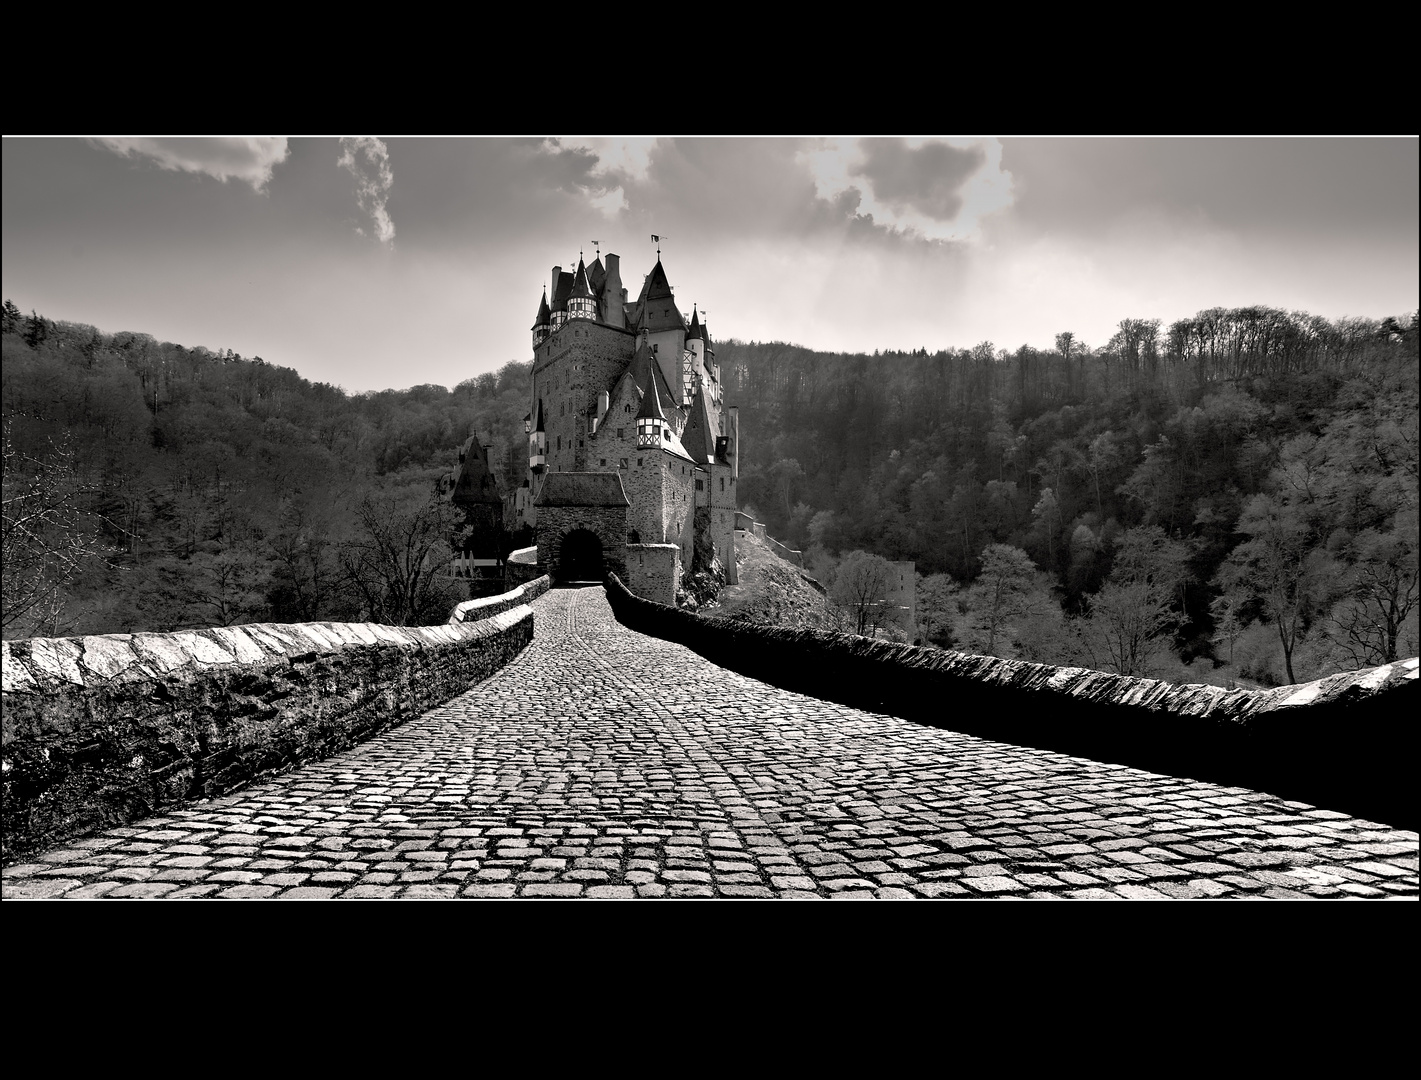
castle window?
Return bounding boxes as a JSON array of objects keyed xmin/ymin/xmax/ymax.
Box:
[
  {"xmin": 620, "ymin": 458, "xmax": 628, "ymax": 468},
  {"xmin": 696, "ymin": 479, "xmax": 704, "ymax": 491},
  {"xmin": 637, "ymin": 458, "xmax": 643, "ymax": 466},
  {"xmin": 600, "ymin": 458, "xmax": 607, "ymax": 466},
  {"xmin": 720, "ymin": 477, "xmax": 725, "ymax": 491},
  {"xmin": 617, "ymin": 428, "xmax": 624, "ymax": 439}
]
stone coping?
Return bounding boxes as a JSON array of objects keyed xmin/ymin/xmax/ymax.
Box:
[
  {"xmin": 604, "ymin": 573, "xmax": 1418, "ymax": 829},
  {"xmin": 447, "ymin": 575, "xmax": 550, "ymax": 624},
  {"xmin": 2, "ymin": 607, "xmax": 535, "ymax": 859}
]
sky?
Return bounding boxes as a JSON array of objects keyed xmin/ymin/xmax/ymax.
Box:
[{"xmin": 3, "ymin": 136, "xmax": 1416, "ymax": 394}]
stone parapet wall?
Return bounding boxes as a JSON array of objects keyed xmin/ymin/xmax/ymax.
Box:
[
  {"xmin": 448, "ymin": 576, "xmax": 550, "ymax": 623},
  {"xmin": 505, "ymin": 546, "xmax": 542, "ymax": 588},
  {"xmin": 604, "ymin": 574, "xmax": 1418, "ymax": 830},
  {"xmin": 1, "ymin": 608, "xmax": 534, "ymax": 860}
]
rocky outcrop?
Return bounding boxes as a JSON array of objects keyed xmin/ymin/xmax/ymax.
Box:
[
  {"xmin": 605, "ymin": 574, "xmax": 1418, "ymax": 829},
  {"xmin": 2, "ymin": 607, "xmax": 533, "ymax": 860}
]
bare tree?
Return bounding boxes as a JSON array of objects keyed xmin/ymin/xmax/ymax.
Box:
[
  {"xmin": 2, "ymin": 424, "xmax": 102, "ymax": 637},
  {"xmin": 831, "ymin": 550, "xmax": 899, "ymax": 637},
  {"xmin": 342, "ymin": 483, "xmax": 460, "ymax": 626}
]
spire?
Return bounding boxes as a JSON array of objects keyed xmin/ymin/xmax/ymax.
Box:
[
  {"xmin": 635, "ymin": 371, "xmax": 668, "ymax": 422},
  {"xmin": 687, "ymin": 305, "xmax": 702, "ymax": 340},
  {"xmin": 567, "ymin": 259, "xmax": 596, "ymax": 320},
  {"xmin": 531, "ymin": 290, "xmax": 551, "ymax": 331}
]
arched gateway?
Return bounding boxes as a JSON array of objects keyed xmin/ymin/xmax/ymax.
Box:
[{"xmin": 533, "ymin": 472, "xmax": 630, "ymax": 585}]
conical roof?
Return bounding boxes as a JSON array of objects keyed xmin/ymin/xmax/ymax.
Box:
[
  {"xmin": 680, "ymin": 385, "xmax": 717, "ymax": 464},
  {"xmin": 635, "ymin": 366, "xmax": 669, "ymax": 422},
  {"xmin": 687, "ymin": 305, "xmax": 702, "ymax": 341},
  {"xmin": 531, "ymin": 290, "xmax": 551, "ymax": 330},
  {"xmin": 570, "ymin": 259, "xmax": 594, "ymax": 299}
]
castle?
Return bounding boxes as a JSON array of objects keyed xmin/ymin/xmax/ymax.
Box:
[{"xmin": 508, "ymin": 248, "xmax": 741, "ymax": 603}]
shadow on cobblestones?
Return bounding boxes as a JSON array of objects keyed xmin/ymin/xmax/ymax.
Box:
[
  {"xmin": 604, "ymin": 576, "xmax": 1419, "ymax": 831},
  {"xmin": 3, "ymin": 587, "xmax": 1415, "ymax": 900}
]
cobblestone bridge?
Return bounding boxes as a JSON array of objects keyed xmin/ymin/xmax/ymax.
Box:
[{"xmin": 6, "ymin": 587, "xmax": 1417, "ymax": 899}]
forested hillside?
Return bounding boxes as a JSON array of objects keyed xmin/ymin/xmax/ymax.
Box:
[
  {"xmin": 4, "ymin": 299, "xmax": 1416, "ymax": 689},
  {"xmin": 721, "ymin": 307, "xmax": 1418, "ymax": 686},
  {"xmin": 1, "ymin": 302, "xmax": 530, "ymax": 638}
]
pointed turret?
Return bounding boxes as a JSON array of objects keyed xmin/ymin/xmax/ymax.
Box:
[
  {"xmin": 636, "ymin": 370, "xmax": 669, "ymax": 449},
  {"xmin": 687, "ymin": 305, "xmax": 702, "ymax": 341},
  {"xmin": 567, "ymin": 258, "xmax": 597, "ymax": 321},
  {"xmin": 532, "ymin": 290, "xmax": 551, "ymax": 347}
]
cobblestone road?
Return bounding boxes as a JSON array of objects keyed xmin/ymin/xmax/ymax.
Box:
[{"xmin": 5, "ymin": 588, "xmax": 1417, "ymax": 899}]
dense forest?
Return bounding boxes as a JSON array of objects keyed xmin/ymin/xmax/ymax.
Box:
[
  {"xmin": 1, "ymin": 300, "xmax": 531, "ymax": 639},
  {"xmin": 722, "ymin": 307, "xmax": 1418, "ymax": 687},
  {"xmin": 3, "ymin": 299, "xmax": 1417, "ymax": 689}
]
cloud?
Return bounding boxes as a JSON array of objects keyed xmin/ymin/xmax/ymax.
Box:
[
  {"xmin": 541, "ymin": 137, "xmax": 654, "ymax": 216},
  {"xmin": 93, "ymin": 137, "xmax": 290, "ymax": 191},
  {"xmin": 850, "ymin": 138, "xmax": 985, "ymax": 221},
  {"xmin": 338, "ymin": 136, "xmax": 396, "ymax": 245},
  {"xmin": 802, "ymin": 138, "xmax": 1014, "ymax": 241}
]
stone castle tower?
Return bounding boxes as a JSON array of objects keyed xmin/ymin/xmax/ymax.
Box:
[{"xmin": 516, "ymin": 249, "xmax": 740, "ymax": 602}]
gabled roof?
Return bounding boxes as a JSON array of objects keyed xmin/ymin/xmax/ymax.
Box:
[
  {"xmin": 628, "ymin": 258, "xmax": 684, "ymax": 333},
  {"xmin": 531, "ymin": 290, "xmax": 551, "ymax": 330},
  {"xmin": 534, "ymin": 471, "xmax": 631, "ymax": 507}
]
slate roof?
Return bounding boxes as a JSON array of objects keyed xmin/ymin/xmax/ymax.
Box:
[
  {"xmin": 627, "ymin": 341, "xmax": 680, "ymax": 409},
  {"xmin": 534, "ymin": 471, "xmax": 632, "ymax": 507},
  {"xmin": 570, "ymin": 259, "xmax": 594, "ymax": 299},
  {"xmin": 531, "ymin": 290, "xmax": 551, "ymax": 330},
  {"xmin": 679, "ymin": 385, "xmax": 717, "ymax": 465},
  {"xmin": 628, "ymin": 258, "xmax": 684, "ymax": 332},
  {"xmin": 450, "ymin": 436, "xmax": 503, "ymax": 506},
  {"xmin": 635, "ymin": 366, "xmax": 670, "ymax": 421}
]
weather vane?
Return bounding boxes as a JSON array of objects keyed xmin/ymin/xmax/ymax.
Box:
[{"xmin": 651, "ymin": 233, "xmax": 669, "ymax": 258}]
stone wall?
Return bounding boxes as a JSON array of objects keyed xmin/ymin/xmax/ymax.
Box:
[
  {"xmin": 505, "ymin": 546, "xmax": 542, "ymax": 588},
  {"xmin": 626, "ymin": 544, "xmax": 681, "ymax": 607},
  {"xmin": 733, "ymin": 515, "xmax": 802, "ymax": 567},
  {"xmin": 604, "ymin": 574, "xmax": 1419, "ymax": 830},
  {"xmin": 1, "ymin": 607, "xmax": 534, "ymax": 860},
  {"xmin": 448, "ymin": 575, "xmax": 550, "ymax": 623}
]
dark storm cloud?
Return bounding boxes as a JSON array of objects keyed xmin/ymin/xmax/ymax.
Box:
[
  {"xmin": 849, "ymin": 139, "xmax": 987, "ymax": 223},
  {"xmin": 375, "ymin": 138, "xmax": 626, "ymax": 251},
  {"xmin": 619, "ymin": 138, "xmax": 856, "ymax": 238},
  {"xmin": 999, "ymin": 138, "xmax": 1419, "ymax": 240}
]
